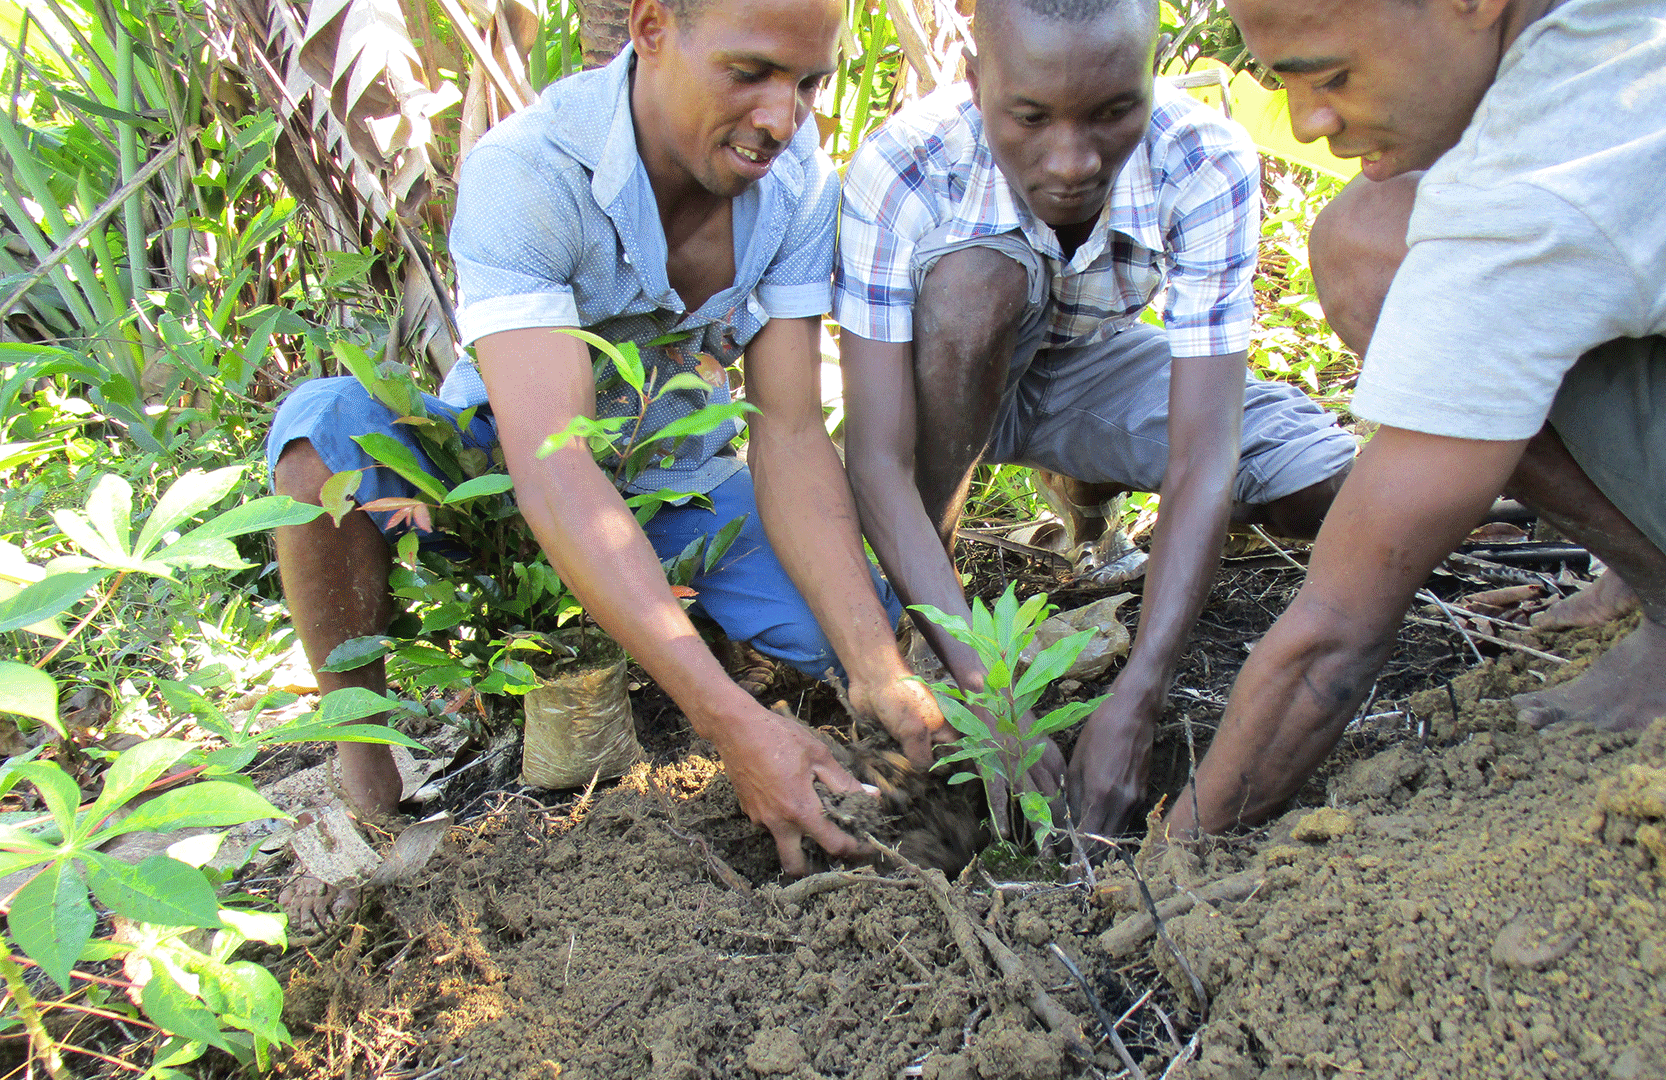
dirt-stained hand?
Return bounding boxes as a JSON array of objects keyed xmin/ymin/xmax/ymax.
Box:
[
  {"xmin": 848, "ymin": 674, "xmax": 954, "ymax": 770},
  {"xmin": 711, "ymin": 702, "xmax": 872, "ymax": 876},
  {"xmin": 1064, "ymin": 694, "xmax": 1156, "ymax": 839}
]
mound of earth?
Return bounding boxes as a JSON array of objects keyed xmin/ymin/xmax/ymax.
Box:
[
  {"xmin": 268, "ymin": 619, "xmax": 1665, "ymax": 1080},
  {"xmin": 1098, "ymin": 721, "xmax": 1666, "ymax": 1079}
]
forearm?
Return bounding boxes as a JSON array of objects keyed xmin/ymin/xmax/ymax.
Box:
[
  {"xmin": 1182, "ymin": 594, "xmax": 1396, "ymax": 832},
  {"xmin": 846, "ymin": 447, "xmax": 989, "ymax": 688},
  {"xmin": 1118, "ymin": 442, "xmax": 1238, "ymax": 703},
  {"xmin": 750, "ymin": 424, "xmax": 911, "ymax": 687},
  {"xmin": 513, "ymin": 446, "xmax": 755, "ymax": 739}
]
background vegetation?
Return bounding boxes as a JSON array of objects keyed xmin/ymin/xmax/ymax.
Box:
[{"xmin": 0, "ymin": 0, "xmax": 1359, "ymax": 1072}]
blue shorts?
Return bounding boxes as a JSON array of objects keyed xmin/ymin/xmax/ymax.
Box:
[{"xmin": 268, "ymin": 376, "xmax": 901, "ymax": 677}]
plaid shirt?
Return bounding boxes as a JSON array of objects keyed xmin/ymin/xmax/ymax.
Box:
[{"xmin": 835, "ymin": 80, "xmax": 1260, "ymax": 358}]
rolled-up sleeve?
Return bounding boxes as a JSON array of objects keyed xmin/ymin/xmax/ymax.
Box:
[
  {"xmin": 451, "ymin": 144, "xmax": 586, "ymax": 345},
  {"xmin": 1159, "ymin": 125, "xmax": 1260, "ymax": 359},
  {"xmin": 757, "ymin": 146, "xmax": 840, "ymax": 319}
]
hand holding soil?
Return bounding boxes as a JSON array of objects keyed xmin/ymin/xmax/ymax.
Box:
[
  {"xmin": 845, "ymin": 671, "xmax": 956, "ymax": 769},
  {"xmin": 707, "ymin": 700, "xmax": 874, "ymax": 875}
]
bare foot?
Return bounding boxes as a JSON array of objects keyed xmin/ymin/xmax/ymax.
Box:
[
  {"xmin": 278, "ymin": 875, "xmax": 359, "ymax": 938},
  {"xmin": 1513, "ymin": 617, "xmax": 1666, "ymax": 731},
  {"xmin": 338, "ymin": 742, "xmax": 403, "ymax": 818},
  {"xmin": 1530, "ymin": 571, "xmax": 1640, "ymax": 630}
]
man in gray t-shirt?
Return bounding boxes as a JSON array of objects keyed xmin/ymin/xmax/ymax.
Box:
[{"xmin": 1169, "ymin": 0, "xmax": 1665, "ymax": 836}]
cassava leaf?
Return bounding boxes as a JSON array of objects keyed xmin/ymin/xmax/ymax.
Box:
[
  {"xmin": 134, "ymin": 467, "xmax": 245, "ymax": 558},
  {"xmin": 97, "ymin": 782, "xmax": 287, "ymax": 839},
  {"xmin": 0, "ymin": 662, "xmax": 62, "ymax": 736},
  {"xmin": 10, "ymin": 861, "xmax": 95, "ymax": 993},
  {"xmin": 84, "ymin": 852, "xmax": 222, "ymax": 928}
]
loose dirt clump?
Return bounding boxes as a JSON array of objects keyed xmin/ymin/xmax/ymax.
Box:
[{"xmin": 1098, "ymin": 707, "xmax": 1666, "ymax": 1080}]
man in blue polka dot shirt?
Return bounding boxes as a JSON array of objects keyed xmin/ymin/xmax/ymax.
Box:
[{"xmin": 268, "ymin": 0, "xmax": 949, "ymax": 876}]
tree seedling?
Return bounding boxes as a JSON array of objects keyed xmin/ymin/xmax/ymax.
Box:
[{"xmin": 911, "ymin": 583, "xmax": 1110, "ymax": 846}]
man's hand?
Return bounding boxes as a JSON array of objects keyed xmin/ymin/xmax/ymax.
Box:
[
  {"xmin": 1065, "ymin": 689, "xmax": 1158, "ymax": 839},
  {"xmin": 709, "ymin": 702, "xmax": 873, "ymax": 876},
  {"xmin": 848, "ymin": 674, "xmax": 954, "ymax": 770}
]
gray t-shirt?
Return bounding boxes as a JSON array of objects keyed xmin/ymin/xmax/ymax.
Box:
[{"xmin": 1350, "ymin": 0, "xmax": 1666, "ymax": 441}]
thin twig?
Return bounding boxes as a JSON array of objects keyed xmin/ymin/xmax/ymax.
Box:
[
  {"xmin": 0, "ymin": 139, "xmax": 185, "ymax": 321},
  {"xmin": 1415, "ymin": 589, "xmax": 1484, "ymax": 665},
  {"xmin": 1248, "ymin": 525, "xmax": 1306, "ymax": 573},
  {"xmin": 1046, "ymin": 943, "xmax": 1146, "ymax": 1080},
  {"xmin": 1405, "ymin": 611, "xmax": 1570, "ymax": 665},
  {"xmin": 1115, "ymin": 848, "xmax": 1209, "ymax": 1021}
]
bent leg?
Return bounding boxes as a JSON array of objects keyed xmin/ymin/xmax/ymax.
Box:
[
  {"xmin": 995, "ymin": 327, "xmax": 1354, "ymax": 537},
  {"xmin": 272, "ymin": 438, "xmax": 400, "ymax": 818},
  {"xmin": 643, "ymin": 469, "xmax": 901, "ymax": 678},
  {"xmin": 267, "ymin": 377, "xmax": 496, "ymax": 816},
  {"xmin": 911, "ymin": 246, "xmax": 1033, "ymax": 545},
  {"xmin": 1308, "ymin": 171, "xmax": 1421, "ymax": 355}
]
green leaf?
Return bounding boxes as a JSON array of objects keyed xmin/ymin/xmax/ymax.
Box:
[
  {"xmin": 935, "ymin": 696, "xmax": 991, "ymax": 739},
  {"xmin": 141, "ymin": 966, "xmax": 232, "ymax": 1052},
  {"xmin": 134, "ymin": 467, "xmax": 245, "ymax": 559},
  {"xmin": 204, "ymin": 960, "xmax": 291, "ymax": 1046},
  {"xmin": 635, "ymin": 402, "xmax": 755, "ymax": 447},
  {"xmin": 993, "ymin": 583, "xmax": 1020, "ymax": 647},
  {"xmin": 1019, "ymin": 742, "xmax": 1046, "ymax": 774},
  {"xmin": 653, "ymin": 371, "xmax": 715, "ymax": 396},
  {"xmin": 87, "ymin": 739, "xmax": 191, "ymax": 829},
  {"xmin": 970, "ymin": 595, "xmax": 996, "ymax": 646},
  {"xmin": 984, "ymin": 658, "xmax": 1011, "ymax": 692},
  {"xmin": 947, "ymin": 771, "xmax": 979, "ymax": 785},
  {"xmin": 161, "ymin": 497, "xmax": 325, "ymax": 569},
  {"xmin": 84, "ymin": 473, "xmax": 135, "ymax": 559},
  {"xmin": 0, "ymin": 662, "xmax": 62, "ymax": 736},
  {"xmin": 0, "ymin": 569, "xmax": 110, "ymax": 633},
  {"xmin": 1013, "ymin": 629, "xmax": 1096, "ymax": 703},
  {"xmin": 351, "ymin": 434, "xmax": 449, "ymax": 504},
  {"xmin": 317, "ymin": 687, "xmax": 405, "ymax": 726},
  {"xmin": 560, "ymin": 328, "xmax": 644, "ymax": 393},
  {"xmin": 319, "ymin": 636, "xmax": 394, "ymax": 673},
  {"xmin": 10, "ymin": 861, "xmax": 95, "ymax": 993},
  {"xmin": 52, "ymin": 507, "xmax": 129, "ymax": 567},
  {"xmin": 320, "ymin": 470, "xmax": 363, "ymax": 527},
  {"xmin": 441, "ymin": 473, "xmax": 514, "ymax": 504},
  {"xmin": 907, "ymin": 604, "xmax": 976, "ymax": 648},
  {"xmin": 704, "ymin": 513, "xmax": 749, "ymax": 573},
  {"xmin": 84, "ymin": 853, "xmax": 222, "ymax": 928},
  {"xmin": 1017, "ymin": 790, "xmax": 1054, "ymax": 836},
  {"xmin": 219, "ymin": 907, "xmax": 287, "ymax": 948},
  {"xmin": 98, "ymin": 782, "xmax": 287, "ymax": 839},
  {"xmin": 13, "ymin": 762, "xmax": 83, "ymax": 840},
  {"xmin": 1029, "ymin": 698, "xmax": 1102, "ymax": 739}
]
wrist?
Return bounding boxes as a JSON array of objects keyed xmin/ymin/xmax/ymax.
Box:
[{"xmin": 682, "ymin": 680, "xmax": 765, "ymax": 746}]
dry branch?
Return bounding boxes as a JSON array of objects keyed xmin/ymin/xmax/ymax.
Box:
[{"xmin": 1098, "ymin": 869, "xmax": 1261, "ymax": 958}]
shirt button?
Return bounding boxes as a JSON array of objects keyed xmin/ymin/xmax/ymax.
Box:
[{"xmin": 623, "ymin": 253, "xmax": 632, "ymax": 264}]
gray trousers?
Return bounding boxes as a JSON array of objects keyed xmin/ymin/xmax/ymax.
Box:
[{"xmin": 910, "ymin": 225, "xmax": 1357, "ymax": 504}]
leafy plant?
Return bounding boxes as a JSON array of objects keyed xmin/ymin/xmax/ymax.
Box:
[
  {"xmin": 0, "ymin": 465, "xmax": 420, "ymax": 1076},
  {"xmin": 911, "ymin": 584, "xmax": 1110, "ymax": 845},
  {"xmin": 316, "ymin": 329, "xmax": 754, "ymax": 710}
]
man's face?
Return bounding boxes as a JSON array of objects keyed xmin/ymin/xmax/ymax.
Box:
[
  {"xmin": 636, "ymin": 0, "xmax": 840, "ymax": 198},
  {"xmin": 969, "ymin": 6, "xmax": 1156, "ymax": 230},
  {"xmin": 1226, "ymin": 0, "xmax": 1505, "ymax": 181}
]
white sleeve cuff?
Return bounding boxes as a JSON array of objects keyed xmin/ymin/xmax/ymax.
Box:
[{"xmin": 457, "ymin": 292, "xmax": 581, "ymax": 346}]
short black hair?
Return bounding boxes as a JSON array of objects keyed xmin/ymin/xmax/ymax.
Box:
[{"xmin": 663, "ymin": 0, "xmax": 710, "ymax": 28}]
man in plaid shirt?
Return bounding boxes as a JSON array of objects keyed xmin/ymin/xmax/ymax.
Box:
[{"xmin": 836, "ymin": 0, "xmax": 1356, "ymax": 837}]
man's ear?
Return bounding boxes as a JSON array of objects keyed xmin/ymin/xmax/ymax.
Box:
[
  {"xmin": 631, "ymin": 0, "xmax": 673, "ymax": 59},
  {"xmin": 1448, "ymin": 0, "xmax": 1512, "ymax": 31},
  {"xmin": 965, "ymin": 46, "xmax": 982, "ymax": 110}
]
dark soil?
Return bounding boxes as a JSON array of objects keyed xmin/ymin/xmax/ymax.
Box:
[{"xmin": 96, "ymin": 557, "xmax": 1665, "ymax": 1080}]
